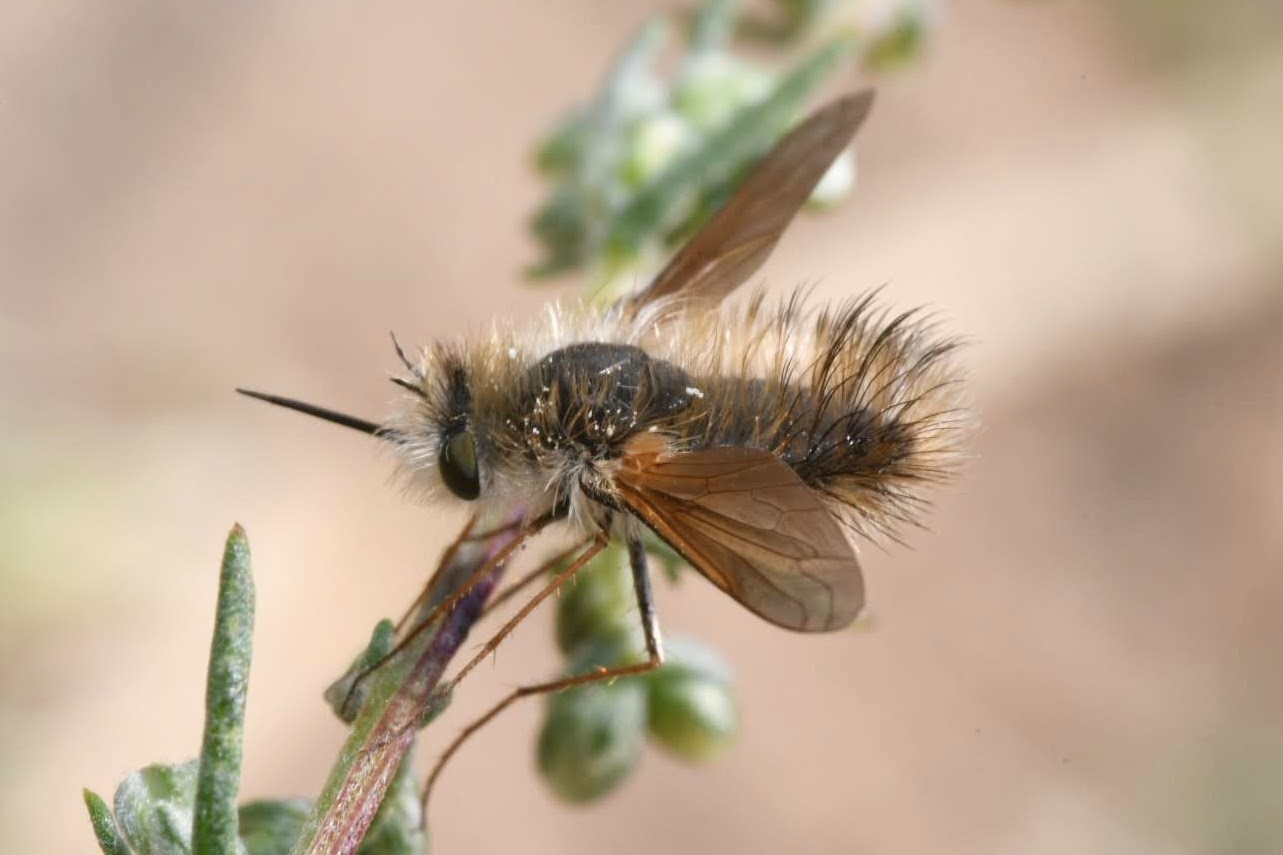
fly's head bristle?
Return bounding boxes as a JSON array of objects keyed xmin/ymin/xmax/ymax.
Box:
[
  {"xmin": 381, "ymin": 305, "xmax": 626, "ymax": 515},
  {"xmin": 383, "ymin": 340, "xmax": 474, "ymax": 505}
]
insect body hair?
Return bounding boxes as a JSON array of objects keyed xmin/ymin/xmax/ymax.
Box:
[
  {"xmin": 664, "ymin": 290, "xmax": 972, "ymax": 541},
  {"xmin": 386, "ymin": 289, "xmax": 970, "ymax": 543}
]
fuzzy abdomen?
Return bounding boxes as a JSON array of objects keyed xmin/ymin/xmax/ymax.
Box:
[{"xmin": 660, "ymin": 374, "xmax": 913, "ymax": 532}]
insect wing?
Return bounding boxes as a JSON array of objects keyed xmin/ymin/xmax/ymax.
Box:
[
  {"xmin": 615, "ymin": 444, "xmax": 864, "ymax": 632},
  {"xmin": 628, "ymin": 90, "xmax": 875, "ymax": 316}
]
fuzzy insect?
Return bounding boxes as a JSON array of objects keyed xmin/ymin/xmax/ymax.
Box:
[{"xmin": 239, "ymin": 88, "xmax": 970, "ymax": 801}]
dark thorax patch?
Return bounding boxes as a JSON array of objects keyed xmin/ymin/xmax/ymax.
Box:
[{"xmin": 528, "ymin": 343, "xmax": 693, "ymax": 452}]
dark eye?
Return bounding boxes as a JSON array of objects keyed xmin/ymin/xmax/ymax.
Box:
[{"xmin": 439, "ymin": 430, "xmax": 480, "ymax": 500}]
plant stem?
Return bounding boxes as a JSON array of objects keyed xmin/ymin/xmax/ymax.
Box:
[{"xmin": 292, "ymin": 510, "xmax": 526, "ymax": 855}]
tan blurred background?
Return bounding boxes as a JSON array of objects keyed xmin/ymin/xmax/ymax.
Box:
[{"xmin": 3, "ymin": 2, "xmax": 1282, "ymax": 853}]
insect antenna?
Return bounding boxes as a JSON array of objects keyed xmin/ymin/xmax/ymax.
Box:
[
  {"xmin": 390, "ymin": 376, "xmax": 428, "ymax": 398},
  {"xmin": 236, "ymin": 388, "xmax": 387, "ymax": 437},
  {"xmin": 389, "ymin": 330, "xmax": 424, "ymax": 379}
]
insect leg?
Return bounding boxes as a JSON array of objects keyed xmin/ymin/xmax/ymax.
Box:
[
  {"xmin": 338, "ymin": 510, "xmax": 554, "ymax": 718},
  {"xmin": 442, "ymin": 533, "xmax": 609, "ymax": 697},
  {"xmin": 480, "ymin": 538, "xmax": 590, "ymax": 619},
  {"xmin": 421, "ymin": 534, "xmax": 665, "ymax": 814},
  {"xmin": 391, "ymin": 514, "xmax": 480, "ymax": 633},
  {"xmin": 390, "ymin": 512, "xmax": 543, "ymax": 633}
]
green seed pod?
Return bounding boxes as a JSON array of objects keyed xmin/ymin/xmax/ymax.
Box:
[
  {"xmin": 554, "ymin": 545, "xmax": 638, "ymax": 656},
  {"xmin": 536, "ymin": 640, "xmax": 649, "ymax": 804},
  {"xmin": 646, "ymin": 637, "xmax": 738, "ymax": 762}
]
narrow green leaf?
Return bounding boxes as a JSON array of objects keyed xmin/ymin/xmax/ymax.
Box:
[
  {"xmin": 688, "ymin": 0, "xmax": 739, "ymax": 52},
  {"xmin": 324, "ymin": 618, "xmax": 397, "ymax": 723},
  {"xmin": 600, "ymin": 19, "xmax": 667, "ymax": 110},
  {"xmin": 533, "ymin": 109, "xmax": 590, "ymax": 177},
  {"xmin": 84, "ymin": 788, "xmax": 132, "ymax": 855},
  {"xmin": 193, "ymin": 524, "xmax": 256, "ymax": 855},
  {"xmin": 528, "ymin": 18, "xmax": 668, "ymax": 280},
  {"xmin": 114, "ymin": 760, "xmax": 200, "ymax": 855}
]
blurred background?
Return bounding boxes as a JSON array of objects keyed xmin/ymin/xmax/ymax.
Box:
[{"xmin": 2, "ymin": 1, "xmax": 1281, "ymax": 852}]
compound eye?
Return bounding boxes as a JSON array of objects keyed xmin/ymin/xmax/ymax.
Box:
[{"xmin": 439, "ymin": 430, "xmax": 480, "ymax": 500}]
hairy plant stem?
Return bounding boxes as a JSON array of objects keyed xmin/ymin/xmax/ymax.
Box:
[{"xmin": 292, "ymin": 509, "xmax": 527, "ymax": 855}]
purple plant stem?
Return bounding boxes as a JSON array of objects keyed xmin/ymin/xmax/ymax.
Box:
[{"xmin": 299, "ymin": 511, "xmax": 526, "ymax": 855}]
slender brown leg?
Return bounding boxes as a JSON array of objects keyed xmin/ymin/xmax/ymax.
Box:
[
  {"xmin": 421, "ymin": 535, "xmax": 665, "ymax": 813},
  {"xmin": 389, "ymin": 513, "xmax": 534, "ymax": 633},
  {"xmin": 391, "ymin": 514, "xmax": 479, "ymax": 634},
  {"xmin": 444, "ymin": 534, "xmax": 608, "ymax": 693},
  {"xmin": 480, "ymin": 539, "xmax": 589, "ymax": 620},
  {"xmin": 339, "ymin": 511, "xmax": 555, "ymax": 715}
]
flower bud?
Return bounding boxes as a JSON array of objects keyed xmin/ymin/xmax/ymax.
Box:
[
  {"xmin": 646, "ymin": 637, "xmax": 738, "ymax": 761},
  {"xmin": 859, "ymin": 0, "xmax": 937, "ymax": 71},
  {"xmin": 554, "ymin": 545, "xmax": 637, "ymax": 656},
  {"xmin": 536, "ymin": 644, "xmax": 649, "ymax": 803}
]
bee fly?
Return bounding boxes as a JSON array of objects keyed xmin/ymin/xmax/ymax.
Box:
[{"xmin": 239, "ymin": 89, "xmax": 970, "ymax": 800}]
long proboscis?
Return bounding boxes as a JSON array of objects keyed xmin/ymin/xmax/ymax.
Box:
[{"xmin": 236, "ymin": 388, "xmax": 388, "ymax": 438}]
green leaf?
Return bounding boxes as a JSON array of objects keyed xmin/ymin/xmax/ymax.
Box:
[
  {"xmin": 533, "ymin": 109, "xmax": 591, "ymax": 177},
  {"xmin": 673, "ymin": 53, "xmax": 774, "ymax": 133},
  {"xmin": 688, "ymin": 0, "xmax": 739, "ymax": 52},
  {"xmin": 193, "ymin": 524, "xmax": 255, "ymax": 855},
  {"xmin": 527, "ymin": 19, "xmax": 669, "ymax": 280},
  {"xmin": 324, "ymin": 618, "xmax": 398, "ymax": 723},
  {"xmin": 114, "ymin": 760, "xmax": 201, "ymax": 855},
  {"xmin": 599, "ymin": 19, "xmax": 669, "ymax": 117},
  {"xmin": 527, "ymin": 187, "xmax": 591, "ymax": 279},
  {"xmin": 606, "ymin": 33, "xmax": 854, "ymax": 257},
  {"xmin": 238, "ymin": 800, "xmax": 311, "ymax": 855},
  {"xmin": 84, "ymin": 788, "xmax": 132, "ymax": 855}
]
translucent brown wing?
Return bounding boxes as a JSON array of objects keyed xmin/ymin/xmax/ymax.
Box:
[
  {"xmin": 614, "ymin": 441, "xmax": 864, "ymax": 632},
  {"xmin": 627, "ymin": 89, "xmax": 875, "ymax": 317}
]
